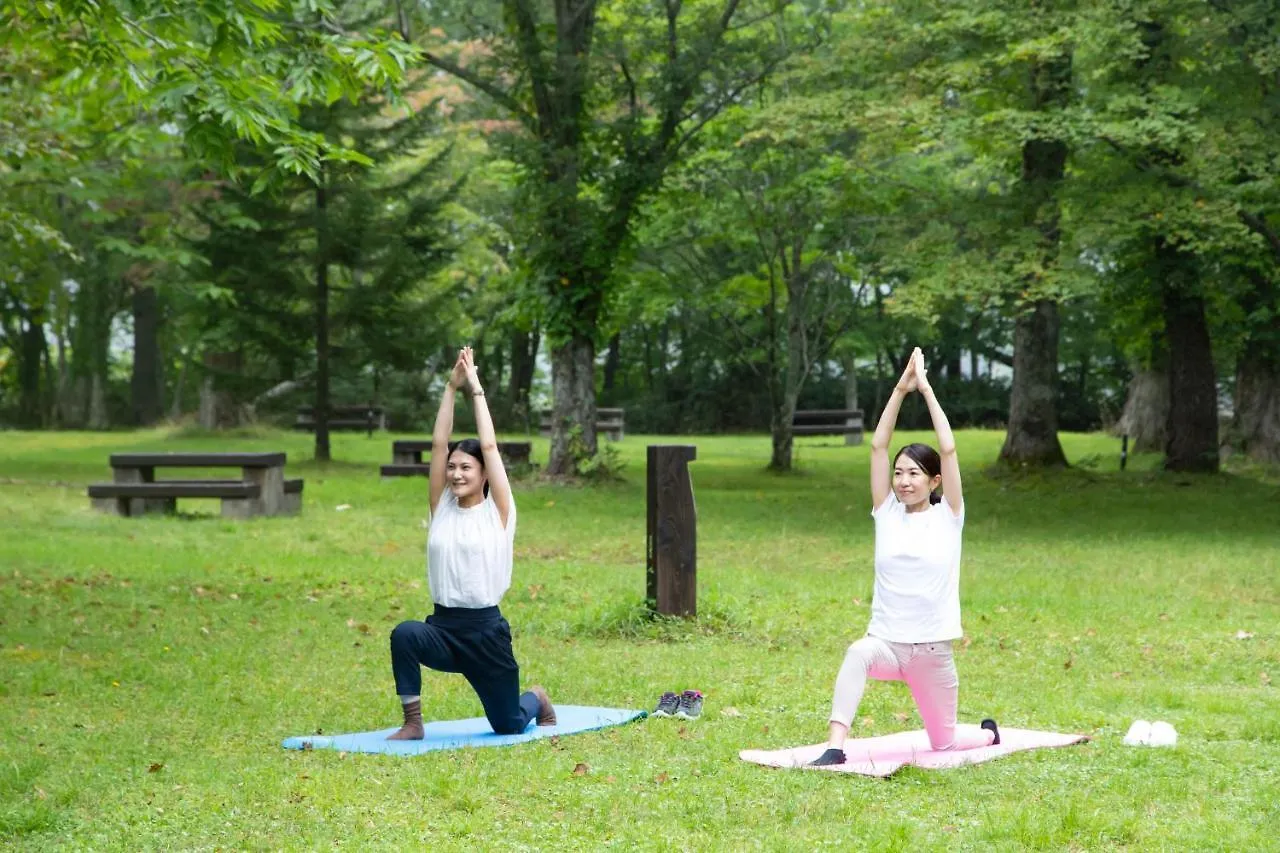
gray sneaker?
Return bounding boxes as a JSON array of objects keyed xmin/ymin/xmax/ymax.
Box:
[
  {"xmin": 652, "ymin": 691, "xmax": 679, "ymax": 717},
  {"xmin": 674, "ymin": 690, "xmax": 703, "ymax": 719}
]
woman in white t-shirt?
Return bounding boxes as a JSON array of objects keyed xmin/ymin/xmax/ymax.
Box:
[
  {"xmin": 811, "ymin": 348, "xmax": 999, "ymax": 766},
  {"xmin": 386, "ymin": 347, "xmax": 556, "ymax": 740}
]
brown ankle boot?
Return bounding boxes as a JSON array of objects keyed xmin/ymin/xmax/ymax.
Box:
[
  {"xmin": 529, "ymin": 685, "xmax": 556, "ymax": 726},
  {"xmin": 387, "ymin": 699, "xmax": 424, "ymax": 740}
]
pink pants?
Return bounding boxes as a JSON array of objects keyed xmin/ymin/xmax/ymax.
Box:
[{"xmin": 829, "ymin": 635, "xmax": 995, "ymax": 751}]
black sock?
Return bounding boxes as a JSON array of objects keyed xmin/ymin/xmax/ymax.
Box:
[
  {"xmin": 981, "ymin": 718, "xmax": 1000, "ymax": 745},
  {"xmin": 810, "ymin": 747, "xmax": 846, "ymax": 766}
]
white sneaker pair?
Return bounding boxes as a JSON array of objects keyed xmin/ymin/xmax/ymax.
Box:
[{"xmin": 1123, "ymin": 719, "xmax": 1177, "ymax": 747}]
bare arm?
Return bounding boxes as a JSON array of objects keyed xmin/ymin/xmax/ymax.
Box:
[
  {"xmin": 461, "ymin": 347, "xmax": 512, "ymax": 528},
  {"xmin": 429, "ymin": 353, "xmax": 468, "ymax": 515},
  {"xmin": 914, "ymin": 351, "xmax": 962, "ymax": 516},
  {"xmin": 871, "ymin": 352, "xmax": 918, "ymax": 510}
]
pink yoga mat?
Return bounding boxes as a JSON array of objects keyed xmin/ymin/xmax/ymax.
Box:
[{"xmin": 740, "ymin": 725, "xmax": 1089, "ymax": 777}]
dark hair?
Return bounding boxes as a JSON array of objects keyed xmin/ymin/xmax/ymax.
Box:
[
  {"xmin": 894, "ymin": 442, "xmax": 942, "ymax": 504},
  {"xmin": 447, "ymin": 438, "xmax": 489, "ymax": 497}
]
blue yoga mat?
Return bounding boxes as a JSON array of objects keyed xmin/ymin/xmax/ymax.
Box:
[{"xmin": 282, "ymin": 705, "xmax": 647, "ymax": 755}]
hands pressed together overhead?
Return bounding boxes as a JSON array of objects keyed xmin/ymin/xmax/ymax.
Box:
[
  {"xmin": 448, "ymin": 346, "xmax": 484, "ymax": 396},
  {"xmin": 895, "ymin": 347, "xmax": 932, "ymax": 395}
]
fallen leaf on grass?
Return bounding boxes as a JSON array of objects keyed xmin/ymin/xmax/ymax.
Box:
[
  {"xmin": 35, "ymin": 788, "xmax": 47, "ymax": 800},
  {"xmin": 1262, "ymin": 672, "xmax": 1271, "ymax": 686},
  {"xmin": 527, "ymin": 584, "xmax": 544, "ymax": 600},
  {"xmin": 720, "ymin": 707, "xmax": 742, "ymax": 718},
  {"xmin": 654, "ymin": 772, "xmax": 670, "ymax": 784},
  {"xmin": 893, "ymin": 712, "xmax": 910, "ymax": 723},
  {"xmin": 1236, "ymin": 630, "xmax": 1254, "ymax": 640},
  {"xmin": 860, "ymin": 716, "xmax": 875, "ymax": 728},
  {"xmin": 572, "ymin": 762, "xmax": 589, "ymax": 777},
  {"xmin": 148, "ymin": 763, "xmax": 164, "ymax": 773},
  {"xmin": 606, "ymin": 775, "xmax": 616, "ymax": 783},
  {"xmin": 1064, "ymin": 657, "xmax": 1074, "ymax": 670}
]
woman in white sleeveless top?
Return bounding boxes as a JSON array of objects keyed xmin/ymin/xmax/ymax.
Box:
[
  {"xmin": 386, "ymin": 347, "xmax": 555, "ymax": 739},
  {"xmin": 811, "ymin": 348, "xmax": 999, "ymax": 766}
]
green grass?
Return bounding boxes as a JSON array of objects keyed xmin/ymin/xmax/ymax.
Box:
[{"xmin": 1, "ymin": 427, "xmax": 1278, "ymax": 851}]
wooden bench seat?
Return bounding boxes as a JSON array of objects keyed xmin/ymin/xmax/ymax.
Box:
[
  {"xmin": 295, "ymin": 405, "xmax": 386, "ymax": 432},
  {"xmin": 538, "ymin": 408, "xmax": 625, "ymax": 441},
  {"xmin": 792, "ymin": 409, "xmax": 864, "ymax": 444},
  {"xmin": 88, "ymin": 478, "xmax": 304, "ymax": 517},
  {"xmin": 381, "ymin": 441, "xmax": 532, "ymax": 477}
]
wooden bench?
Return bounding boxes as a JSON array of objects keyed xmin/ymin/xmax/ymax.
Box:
[
  {"xmin": 87, "ymin": 452, "xmax": 301, "ymax": 518},
  {"xmin": 538, "ymin": 408, "xmax": 625, "ymax": 441},
  {"xmin": 792, "ymin": 409, "xmax": 864, "ymax": 444},
  {"xmin": 294, "ymin": 405, "xmax": 386, "ymax": 433},
  {"xmin": 380, "ymin": 440, "xmax": 533, "ymax": 477}
]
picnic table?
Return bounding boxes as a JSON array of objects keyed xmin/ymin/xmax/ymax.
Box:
[
  {"xmin": 294, "ymin": 405, "xmax": 387, "ymax": 434},
  {"xmin": 539, "ymin": 408, "xmax": 625, "ymax": 441},
  {"xmin": 87, "ymin": 452, "xmax": 303, "ymax": 518},
  {"xmin": 791, "ymin": 409, "xmax": 864, "ymax": 445},
  {"xmin": 380, "ymin": 440, "xmax": 533, "ymax": 477}
]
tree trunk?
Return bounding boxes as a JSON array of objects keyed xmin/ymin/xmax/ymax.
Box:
[
  {"xmin": 88, "ymin": 373, "xmax": 108, "ymax": 429},
  {"xmin": 130, "ymin": 285, "xmax": 164, "ymax": 426},
  {"xmin": 197, "ymin": 351, "xmax": 243, "ymax": 429},
  {"xmin": 1231, "ymin": 347, "xmax": 1280, "ymax": 464},
  {"xmin": 603, "ymin": 332, "xmax": 621, "ymax": 393},
  {"xmin": 54, "ymin": 321, "xmax": 74, "ymax": 426},
  {"xmin": 843, "ymin": 354, "xmax": 860, "ymax": 446},
  {"xmin": 769, "ymin": 262, "xmax": 808, "ymax": 472},
  {"xmin": 547, "ymin": 335, "xmax": 597, "ymax": 476},
  {"xmin": 507, "ymin": 326, "xmax": 538, "ymax": 431},
  {"xmin": 1158, "ymin": 242, "xmax": 1218, "ymax": 472},
  {"xmin": 1000, "ymin": 48, "xmax": 1070, "ymax": 468},
  {"xmin": 17, "ymin": 314, "xmax": 47, "ymax": 427},
  {"xmin": 169, "ymin": 353, "xmax": 189, "ymax": 421},
  {"xmin": 999, "ymin": 300, "xmax": 1067, "ymax": 466},
  {"xmin": 1116, "ymin": 368, "xmax": 1168, "ymax": 452},
  {"xmin": 1228, "ymin": 270, "xmax": 1280, "ymax": 463},
  {"xmin": 314, "ymin": 179, "xmax": 332, "ymax": 463}
]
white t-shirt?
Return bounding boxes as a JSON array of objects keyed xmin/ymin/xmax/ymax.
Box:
[
  {"xmin": 426, "ymin": 489, "xmax": 516, "ymax": 609},
  {"xmin": 865, "ymin": 492, "xmax": 964, "ymax": 643}
]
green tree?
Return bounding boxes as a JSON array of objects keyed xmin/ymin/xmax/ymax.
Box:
[{"xmin": 414, "ymin": 0, "xmax": 793, "ymax": 474}]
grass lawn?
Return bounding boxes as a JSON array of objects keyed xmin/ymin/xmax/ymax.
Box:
[{"xmin": 2, "ymin": 427, "xmax": 1278, "ymax": 851}]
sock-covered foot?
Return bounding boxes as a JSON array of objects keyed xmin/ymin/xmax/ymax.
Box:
[
  {"xmin": 387, "ymin": 699, "xmax": 424, "ymax": 740},
  {"xmin": 529, "ymin": 685, "xmax": 557, "ymax": 726},
  {"xmin": 809, "ymin": 747, "xmax": 847, "ymax": 767},
  {"xmin": 981, "ymin": 718, "xmax": 1000, "ymax": 746}
]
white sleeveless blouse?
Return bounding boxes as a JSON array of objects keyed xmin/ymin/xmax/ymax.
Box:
[{"xmin": 426, "ymin": 489, "xmax": 516, "ymax": 608}]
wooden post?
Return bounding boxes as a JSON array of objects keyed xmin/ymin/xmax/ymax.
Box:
[{"xmin": 646, "ymin": 445, "xmax": 697, "ymax": 617}]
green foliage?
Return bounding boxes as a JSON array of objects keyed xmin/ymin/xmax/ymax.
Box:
[{"xmin": 566, "ymin": 424, "xmax": 626, "ymax": 481}]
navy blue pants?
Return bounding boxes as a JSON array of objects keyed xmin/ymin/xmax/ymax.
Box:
[{"xmin": 389, "ymin": 604, "xmax": 540, "ymax": 735}]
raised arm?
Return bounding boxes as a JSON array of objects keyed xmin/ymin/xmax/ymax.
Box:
[
  {"xmin": 461, "ymin": 346, "xmax": 512, "ymax": 528},
  {"xmin": 913, "ymin": 350, "xmax": 962, "ymax": 516},
  {"xmin": 871, "ymin": 351, "xmax": 918, "ymax": 510},
  {"xmin": 429, "ymin": 352, "xmax": 468, "ymax": 514}
]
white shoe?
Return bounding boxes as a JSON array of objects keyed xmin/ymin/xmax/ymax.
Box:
[
  {"xmin": 1123, "ymin": 720, "xmax": 1153, "ymax": 746},
  {"xmin": 1148, "ymin": 721, "xmax": 1178, "ymax": 747}
]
